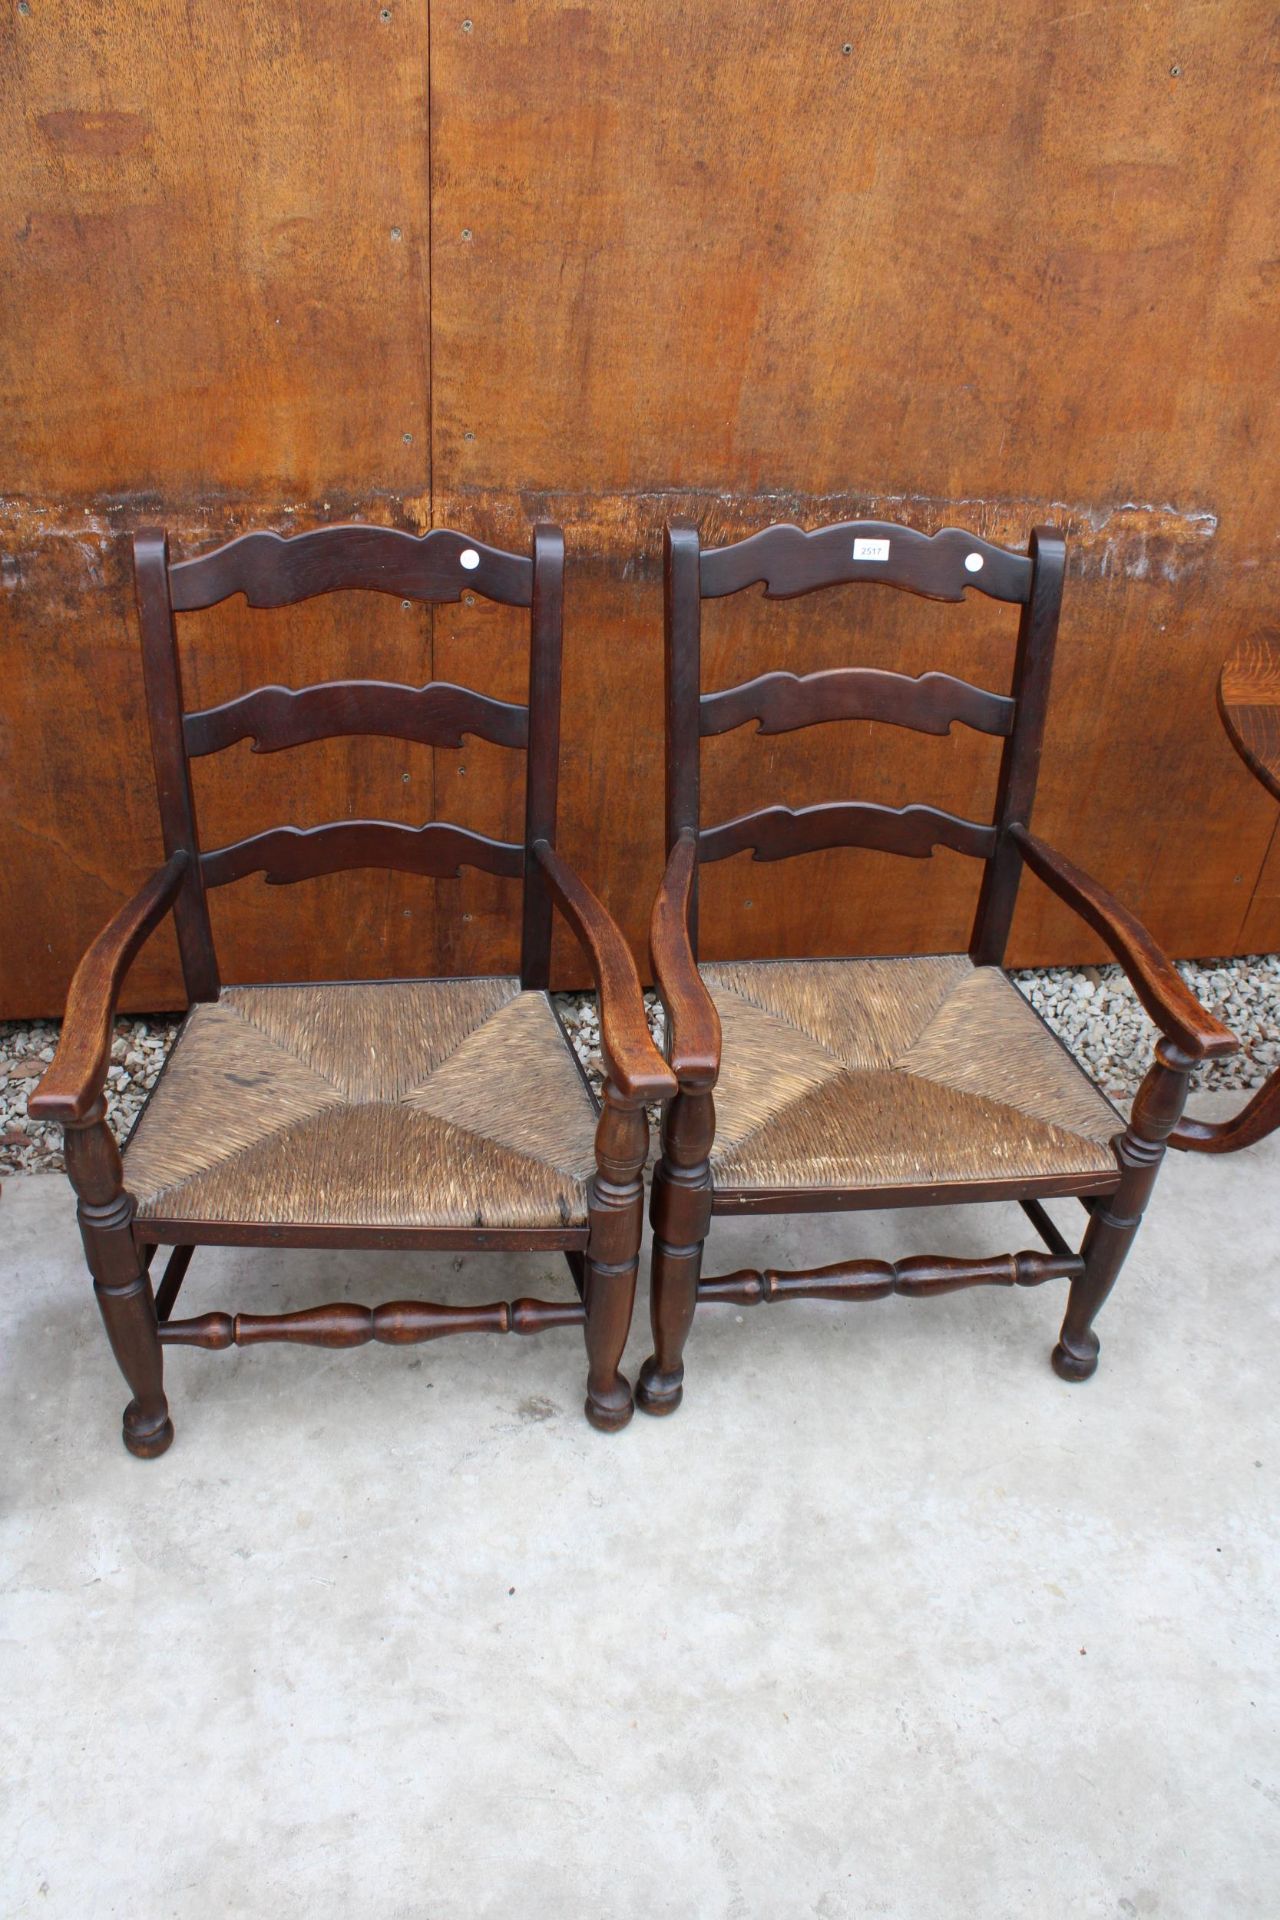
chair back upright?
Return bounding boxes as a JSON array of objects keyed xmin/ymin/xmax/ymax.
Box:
[
  {"xmin": 133, "ymin": 520, "xmax": 566, "ymax": 1001},
  {"xmin": 663, "ymin": 515, "xmax": 1067, "ymax": 965}
]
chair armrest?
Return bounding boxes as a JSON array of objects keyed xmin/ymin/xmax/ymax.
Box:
[
  {"xmin": 532, "ymin": 841, "xmax": 676, "ymax": 1103},
  {"xmin": 650, "ymin": 830, "xmax": 721, "ymax": 1090},
  {"xmin": 1010, "ymin": 826, "xmax": 1237, "ymax": 1062},
  {"xmin": 28, "ymin": 853, "xmax": 191, "ymax": 1125}
]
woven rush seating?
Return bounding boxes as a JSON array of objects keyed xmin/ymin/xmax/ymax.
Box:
[
  {"xmin": 701, "ymin": 956, "xmax": 1118, "ymax": 1192},
  {"xmin": 125, "ymin": 980, "xmax": 600, "ymax": 1232}
]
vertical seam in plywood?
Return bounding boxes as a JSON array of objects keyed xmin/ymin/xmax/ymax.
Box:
[
  {"xmin": 425, "ymin": 0, "xmax": 434, "ymax": 525},
  {"xmin": 425, "ymin": 0, "xmax": 438, "ymax": 885}
]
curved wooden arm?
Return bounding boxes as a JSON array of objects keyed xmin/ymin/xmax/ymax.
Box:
[
  {"xmin": 1010, "ymin": 826, "xmax": 1236, "ymax": 1061},
  {"xmin": 532, "ymin": 841, "xmax": 676, "ymax": 1103},
  {"xmin": 29, "ymin": 853, "xmax": 191, "ymax": 1125},
  {"xmin": 650, "ymin": 830, "xmax": 721, "ymax": 1090},
  {"xmin": 1171, "ymin": 1069, "xmax": 1280, "ymax": 1153}
]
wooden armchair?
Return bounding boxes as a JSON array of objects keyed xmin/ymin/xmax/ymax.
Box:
[
  {"xmin": 32, "ymin": 520, "xmax": 673, "ymax": 1456},
  {"xmin": 637, "ymin": 517, "xmax": 1236, "ymax": 1416}
]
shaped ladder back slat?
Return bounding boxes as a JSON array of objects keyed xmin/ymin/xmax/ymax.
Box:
[
  {"xmin": 199, "ymin": 819, "xmax": 525, "ymax": 889},
  {"xmin": 697, "ymin": 801, "xmax": 998, "ymax": 866},
  {"xmin": 184, "ymin": 680, "xmax": 530, "ymax": 756},
  {"xmin": 698, "ymin": 667, "xmax": 1015, "ymax": 739}
]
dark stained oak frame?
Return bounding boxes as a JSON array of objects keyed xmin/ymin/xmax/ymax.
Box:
[
  {"xmin": 639, "ymin": 515, "xmax": 1236, "ymax": 1417},
  {"xmin": 31, "ymin": 518, "xmax": 675, "ymax": 1457}
]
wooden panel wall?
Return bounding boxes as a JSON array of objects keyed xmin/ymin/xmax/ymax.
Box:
[{"xmin": 2, "ymin": 0, "xmax": 1278, "ymax": 1013}]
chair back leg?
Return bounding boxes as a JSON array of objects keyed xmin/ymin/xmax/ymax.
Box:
[
  {"xmin": 65, "ymin": 1111, "xmax": 173, "ymax": 1457},
  {"xmin": 638, "ymin": 1087, "xmax": 714, "ymax": 1414},
  {"xmin": 1054, "ymin": 1039, "xmax": 1194, "ymax": 1381}
]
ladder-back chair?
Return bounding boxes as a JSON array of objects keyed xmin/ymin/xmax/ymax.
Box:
[
  {"xmin": 638, "ymin": 516, "xmax": 1235, "ymax": 1415},
  {"xmin": 32, "ymin": 520, "xmax": 673, "ymax": 1455}
]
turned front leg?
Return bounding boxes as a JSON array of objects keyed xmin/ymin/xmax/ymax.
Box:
[
  {"xmin": 638, "ymin": 1086, "xmax": 714, "ymax": 1415},
  {"xmin": 1054, "ymin": 1039, "xmax": 1193, "ymax": 1382},
  {"xmin": 582, "ymin": 1083, "xmax": 648, "ymax": 1432},
  {"xmin": 64, "ymin": 1108, "xmax": 173, "ymax": 1457}
]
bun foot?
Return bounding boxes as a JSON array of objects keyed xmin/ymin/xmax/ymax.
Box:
[
  {"xmin": 584, "ymin": 1382, "xmax": 634, "ymax": 1433},
  {"xmin": 1052, "ymin": 1334, "xmax": 1099, "ymax": 1383},
  {"xmin": 122, "ymin": 1402, "xmax": 174, "ymax": 1458},
  {"xmin": 636, "ymin": 1357, "xmax": 684, "ymax": 1416}
]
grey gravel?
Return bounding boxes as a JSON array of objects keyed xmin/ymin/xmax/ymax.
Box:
[
  {"xmin": 3, "ymin": 956, "xmax": 1275, "ymax": 1176},
  {"xmin": 554, "ymin": 991, "xmax": 666, "ymax": 1122},
  {"xmin": 0, "ymin": 1015, "xmax": 182, "ymax": 1176},
  {"xmin": 1013, "ymin": 953, "xmax": 1280, "ymax": 1098}
]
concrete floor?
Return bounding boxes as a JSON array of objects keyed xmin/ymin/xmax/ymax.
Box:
[{"xmin": 3, "ymin": 1095, "xmax": 1278, "ymax": 1919}]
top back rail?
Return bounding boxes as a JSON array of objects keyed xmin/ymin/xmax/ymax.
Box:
[
  {"xmin": 134, "ymin": 520, "xmax": 563, "ymax": 1004},
  {"xmin": 667, "ymin": 515, "xmax": 1066, "ymax": 967},
  {"xmin": 168, "ymin": 525, "xmax": 533, "ymax": 611},
  {"xmin": 699, "ymin": 520, "xmax": 1033, "ymax": 604}
]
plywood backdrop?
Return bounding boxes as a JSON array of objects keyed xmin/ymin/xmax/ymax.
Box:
[{"xmin": 2, "ymin": 0, "xmax": 1277, "ymax": 1013}]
